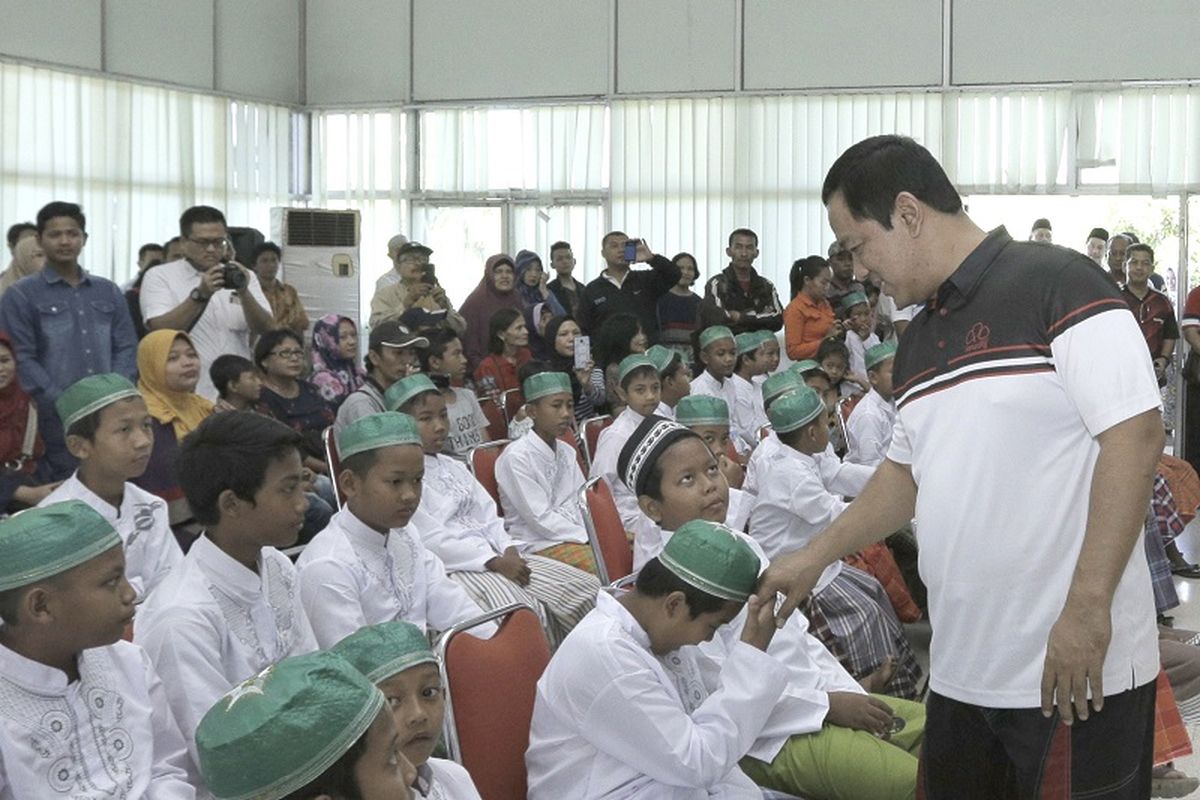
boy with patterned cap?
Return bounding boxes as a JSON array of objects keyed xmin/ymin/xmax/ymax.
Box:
[
  {"xmin": 297, "ymin": 411, "xmax": 492, "ymax": 648},
  {"xmin": 135, "ymin": 411, "xmax": 319, "ymax": 781},
  {"xmin": 0, "ymin": 501, "xmax": 194, "ymax": 799},
  {"xmin": 750, "ymin": 388, "xmax": 922, "ymax": 699},
  {"xmin": 730, "ymin": 331, "xmax": 772, "ymax": 450},
  {"xmin": 645, "ymin": 343, "xmax": 690, "ymax": 419},
  {"xmin": 846, "ymin": 341, "xmax": 898, "ymax": 468},
  {"xmin": 589, "ymin": 353, "xmax": 664, "ymax": 527},
  {"xmin": 40, "ymin": 373, "xmax": 182, "ymax": 601},
  {"xmin": 195, "ymin": 650, "xmax": 417, "ymax": 800},
  {"xmin": 618, "ymin": 416, "xmax": 925, "ymax": 800},
  {"xmin": 690, "ymin": 325, "xmax": 751, "ymax": 454},
  {"xmin": 333, "ymin": 621, "xmax": 483, "ymax": 799},
  {"xmin": 526, "ymin": 518, "xmax": 787, "ymax": 799},
  {"xmin": 675, "ymin": 394, "xmax": 747, "ymax": 496},
  {"xmin": 387, "ymin": 375, "xmax": 599, "ymax": 648},
  {"xmin": 495, "ymin": 371, "xmax": 597, "ymax": 575},
  {"xmin": 839, "ymin": 290, "xmax": 880, "ymax": 388}
]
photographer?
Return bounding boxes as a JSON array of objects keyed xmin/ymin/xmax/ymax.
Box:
[
  {"xmin": 368, "ymin": 240, "xmax": 466, "ymax": 333},
  {"xmin": 140, "ymin": 205, "xmax": 273, "ymax": 399}
]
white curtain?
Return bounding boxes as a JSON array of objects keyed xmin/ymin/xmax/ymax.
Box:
[
  {"xmin": 1077, "ymin": 87, "xmax": 1200, "ymax": 193},
  {"xmin": 0, "ymin": 62, "xmax": 292, "ymax": 284}
]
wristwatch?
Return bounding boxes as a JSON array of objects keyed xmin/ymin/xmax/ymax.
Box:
[{"xmin": 190, "ymin": 287, "xmax": 210, "ymax": 304}]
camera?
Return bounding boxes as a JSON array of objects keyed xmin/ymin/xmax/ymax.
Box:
[{"xmin": 221, "ymin": 262, "xmax": 248, "ymax": 291}]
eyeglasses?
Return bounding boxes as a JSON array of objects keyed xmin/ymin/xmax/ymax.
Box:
[
  {"xmin": 188, "ymin": 236, "xmax": 230, "ymax": 251},
  {"xmin": 270, "ymin": 349, "xmax": 305, "ymax": 359}
]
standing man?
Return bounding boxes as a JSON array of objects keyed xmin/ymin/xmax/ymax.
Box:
[
  {"xmin": 374, "ymin": 233, "xmax": 411, "ymax": 292},
  {"xmin": 697, "ymin": 228, "xmax": 784, "ymax": 334},
  {"xmin": 579, "ymin": 231, "xmax": 679, "ymax": 339},
  {"xmin": 1122, "ymin": 243, "xmax": 1178, "ymax": 387},
  {"xmin": 825, "ymin": 240, "xmax": 866, "ymax": 310},
  {"xmin": 547, "ymin": 240, "xmax": 583, "ymax": 319},
  {"xmin": 761, "ymin": 135, "xmax": 1161, "ymax": 798},
  {"xmin": 139, "ymin": 205, "xmax": 274, "ymax": 400},
  {"xmin": 1105, "ymin": 232, "xmax": 1133, "ymax": 285},
  {"xmin": 1085, "ymin": 227, "xmax": 1109, "ymax": 266},
  {"xmin": 1030, "ymin": 217, "xmax": 1053, "ymax": 243}
]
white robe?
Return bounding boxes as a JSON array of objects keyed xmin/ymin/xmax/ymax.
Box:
[
  {"xmin": 587, "ymin": 407, "xmax": 645, "ymax": 529},
  {"xmin": 526, "ymin": 592, "xmax": 788, "ymax": 799},
  {"xmin": 729, "ymin": 374, "xmax": 766, "ymax": 452},
  {"xmin": 655, "ymin": 401, "xmax": 676, "ymax": 420},
  {"xmin": 418, "ymin": 758, "xmax": 484, "ymax": 799},
  {"xmin": 496, "ymin": 431, "xmax": 588, "ymax": 552},
  {"xmin": 845, "ymin": 330, "xmax": 880, "ymax": 381},
  {"xmin": 742, "ymin": 431, "xmax": 780, "ymax": 497},
  {"xmin": 40, "ymin": 473, "xmax": 183, "ymax": 601},
  {"xmin": 689, "ymin": 370, "xmax": 750, "ymax": 455},
  {"xmin": 418, "ymin": 454, "xmax": 518, "ymax": 571},
  {"xmin": 845, "ymin": 389, "xmax": 896, "ymax": 468},
  {"xmin": 296, "ymin": 507, "xmax": 493, "ymax": 648},
  {"xmin": 134, "ymin": 535, "xmax": 318, "ymax": 773},
  {"xmin": 0, "ymin": 641, "xmax": 195, "ymax": 800}
]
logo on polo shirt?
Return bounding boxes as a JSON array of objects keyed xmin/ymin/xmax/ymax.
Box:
[{"xmin": 965, "ymin": 321, "xmax": 990, "ymax": 353}]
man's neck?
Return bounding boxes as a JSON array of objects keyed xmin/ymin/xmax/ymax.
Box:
[
  {"xmin": 259, "ymin": 276, "xmax": 278, "ymax": 289},
  {"xmin": 186, "ymin": 257, "xmax": 209, "ymax": 274},
  {"xmin": 556, "ymin": 273, "xmax": 576, "ymax": 289},
  {"xmin": 921, "ymin": 214, "xmax": 989, "ymax": 295},
  {"xmin": 1127, "ymin": 281, "xmax": 1150, "ymax": 299},
  {"xmin": 206, "ymin": 528, "xmax": 262, "ymax": 572},
  {"xmin": 0, "ymin": 627, "xmax": 81, "ymax": 682},
  {"xmin": 830, "ymin": 276, "xmax": 853, "ymax": 291},
  {"xmin": 731, "ymin": 262, "xmax": 753, "ymax": 280},
  {"xmin": 48, "ymin": 260, "xmax": 81, "ymax": 285},
  {"xmin": 224, "ymin": 395, "xmax": 254, "ymax": 411},
  {"xmin": 76, "ymin": 465, "xmax": 125, "ymax": 509},
  {"xmin": 604, "ymin": 262, "xmax": 630, "ymax": 280}
]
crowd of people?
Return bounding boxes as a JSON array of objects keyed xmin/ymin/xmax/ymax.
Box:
[{"xmin": 0, "ymin": 133, "xmax": 1197, "ymax": 799}]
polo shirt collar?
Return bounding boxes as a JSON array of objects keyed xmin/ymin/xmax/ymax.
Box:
[
  {"xmin": 40, "ymin": 264, "xmax": 89, "ymax": 285},
  {"xmin": 938, "ymin": 227, "xmax": 1010, "ymax": 306}
]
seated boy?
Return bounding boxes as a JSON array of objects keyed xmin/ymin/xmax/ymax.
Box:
[
  {"xmin": 750, "ymin": 388, "xmax": 922, "ymax": 698},
  {"xmin": 646, "ymin": 343, "xmax": 690, "ymax": 420},
  {"xmin": 195, "ymin": 650, "xmax": 417, "ymax": 800},
  {"xmin": 209, "ymin": 354, "xmax": 262, "ymax": 412},
  {"xmin": 0, "ymin": 501, "xmax": 194, "ymax": 798},
  {"xmin": 838, "ymin": 291, "xmax": 880, "ymax": 388},
  {"xmin": 526, "ymin": 518, "xmax": 788, "ymax": 799},
  {"xmin": 731, "ymin": 331, "xmax": 773, "ymax": 447},
  {"xmin": 689, "ymin": 325, "xmax": 751, "ymax": 452},
  {"xmin": 674, "ymin": 393, "xmax": 749, "ymax": 507},
  {"xmin": 332, "ymin": 621, "xmax": 484, "ymax": 799},
  {"xmin": 589, "ymin": 353, "xmax": 664, "ymax": 527},
  {"xmin": 422, "ymin": 328, "xmax": 490, "ymax": 461},
  {"xmin": 751, "ymin": 332, "xmax": 781, "ymax": 390},
  {"xmin": 387, "ymin": 374, "xmax": 599, "ymax": 648},
  {"xmin": 297, "ymin": 411, "xmax": 493, "ymax": 647},
  {"xmin": 618, "ymin": 416, "xmax": 925, "ymax": 800},
  {"xmin": 744, "ymin": 370, "xmax": 808, "ymax": 496},
  {"xmin": 496, "ymin": 371, "xmax": 597, "ymax": 575},
  {"xmin": 845, "ymin": 341, "xmax": 897, "ymax": 468},
  {"xmin": 41, "ymin": 373, "xmax": 182, "ymax": 600},
  {"xmin": 135, "ymin": 411, "xmax": 319, "ymax": 778}
]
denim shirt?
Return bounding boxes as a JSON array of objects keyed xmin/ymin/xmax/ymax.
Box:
[{"xmin": 0, "ymin": 265, "xmax": 138, "ymax": 403}]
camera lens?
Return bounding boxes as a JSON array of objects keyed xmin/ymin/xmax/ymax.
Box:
[{"xmin": 223, "ymin": 264, "xmax": 248, "ymax": 290}]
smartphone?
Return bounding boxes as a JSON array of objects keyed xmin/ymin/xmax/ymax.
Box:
[
  {"xmin": 623, "ymin": 238, "xmax": 641, "ymax": 263},
  {"xmin": 573, "ymin": 335, "xmax": 591, "ymax": 370},
  {"xmin": 423, "ymin": 263, "xmax": 436, "ymax": 283}
]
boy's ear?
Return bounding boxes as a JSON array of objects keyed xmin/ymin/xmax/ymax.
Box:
[
  {"xmin": 217, "ymin": 487, "xmax": 243, "ymax": 519},
  {"xmin": 638, "ymin": 494, "xmax": 663, "ymax": 524},
  {"xmin": 663, "ymin": 590, "xmax": 688, "ymax": 619},
  {"xmin": 22, "ymin": 584, "xmax": 55, "ymax": 624},
  {"xmin": 339, "ymin": 467, "xmax": 360, "ymax": 499},
  {"xmin": 64, "ymin": 433, "xmax": 91, "ymax": 461},
  {"xmin": 614, "ymin": 383, "xmax": 629, "ymax": 403},
  {"xmin": 698, "ymin": 348, "xmax": 711, "ymax": 366}
]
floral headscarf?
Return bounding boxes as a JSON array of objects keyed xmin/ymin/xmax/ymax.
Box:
[{"xmin": 310, "ymin": 314, "xmax": 365, "ymax": 408}]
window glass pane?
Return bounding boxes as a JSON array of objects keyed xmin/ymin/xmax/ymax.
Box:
[
  {"xmin": 510, "ymin": 204, "xmax": 606, "ymax": 283},
  {"xmin": 411, "ymin": 205, "xmax": 503, "ymax": 307}
]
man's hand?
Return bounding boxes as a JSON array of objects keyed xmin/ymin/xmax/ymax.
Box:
[
  {"xmin": 756, "ymin": 548, "xmax": 828, "ymax": 627},
  {"xmin": 634, "ymin": 239, "xmax": 655, "ymax": 263},
  {"xmin": 1040, "ymin": 602, "xmax": 1111, "ymax": 724},
  {"xmin": 739, "ymin": 595, "xmax": 777, "ymax": 651},
  {"xmin": 198, "ymin": 264, "xmax": 226, "ymax": 298},
  {"xmin": 487, "ymin": 547, "xmax": 531, "ymax": 586},
  {"xmin": 727, "ymin": 310, "xmax": 743, "ymax": 324},
  {"xmin": 826, "ymin": 692, "xmax": 894, "ymax": 737}
]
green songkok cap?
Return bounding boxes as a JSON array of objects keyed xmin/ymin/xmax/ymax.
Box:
[
  {"xmin": 698, "ymin": 325, "xmax": 735, "ymax": 350},
  {"xmin": 337, "ymin": 412, "xmax": 421, "ymax": 460},
  {"xmin": 645, "ymin": 344, "xmax": 681, "ymax": 375},
  {"xmin": 522, "ymin": 371, "xmax": 571, "ymax": 403},
  {"xmin": 56, "ymin": 373, "xmax": 141, "ymax": 432},
  {"xmin": 197, "ymin": 652, "xmax": 386, "ymax": 800},
  {"xmin": 332, "ymin": 621, "xmax": 438, "ymax": 684},
  {"xmin": 384, "ymin": 373, "xmax": 439, "ymax": 412},
  {"xmin": 761, "ymin": 370, "xmax": 807, "ymax": 408},
  {"xmin": 768, "ymin": 385, "xmax": 825, "ymax": 434},
  {"xmin": 0, "ymin": 500, "xmax": 122, "ymax": 591},
  {"xmin": 865, "ymin": 341, "xmax": 898, "ymax": 371},
  {"xmin": 838, "ymin": 291, "xmax": 869, "ymax": 313},
  {"xmin": 659, "ymin": 519, "xmax": 759, "ymax": 602},
  {"xmin": 734, "ymin": 332, "xmax": 762, "ymax": 356},
  {"xmin": 675, "ymin": 394, "xmax": 729, "ymax": 427},
  {"xmin": 618, "ymin": 353, "xmax": 657, "ymax": 385},
  {"xmin": 789, "ymin": 359, "xmax": 820, "ymax": 376}
]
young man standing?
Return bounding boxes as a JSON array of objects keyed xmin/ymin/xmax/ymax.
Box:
[
  {"xmin": 699, "ymin": 228, "xmax": 784, "ymax": 334},
  {"xmin": 579, "ymin": 232, "xmax": 679, "ymax": 339},
  {"xmin": 547, "ymin": 240, "xmax": 583, "ymax": 319}
]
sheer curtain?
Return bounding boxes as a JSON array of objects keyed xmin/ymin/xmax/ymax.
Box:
[
  {"xmin": 0, "ymin": 62, "xmax": 292, "ymax": 284},
  {"xmin": 1077, "ymin": 86, "xmax": 1200, "ymax": 192}
]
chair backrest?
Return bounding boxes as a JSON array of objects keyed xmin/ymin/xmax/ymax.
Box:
[
  {"xmin": 578, "ymin": 476, "xmax": 633, "ymax": 585},
  {"xmin": 479, "ymin": 397, "xmax": 507, "ymax": 441},
  {"xmin": 322, "ymin": 426, "xmax": 345, "ymax": 510},
  {"xmin": 580, "ymin": 415, "xmax": 613, "ymax": 467},
  {"xmin": 467, "ymin": 440, "xmax": 510, "ymax": 513},
  {"xmin": 839, "ymin": 394, "xmax": 862, "ymax": 422},
  {"xmin": 502, "ymin": 388, "xmax": 525, "ymax": 424},
  {"xmin": 558, "ymin": 429, "xmax": 589, "ymax": 475},
  {"xmin": 438, "ymin": 603, "xmax": 551, "ymax": 800}
]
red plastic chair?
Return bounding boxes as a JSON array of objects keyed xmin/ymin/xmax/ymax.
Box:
[
  {"xmin": 558, "ymin": 429, "xmax": 589, "ymax": 475},
  {"xmin": 479, "ymin": 396, "xmax": 507, "ymax": 441},
  {"xmin": 322, "ymin": 427, "xmax": 345, "ymax": 509},
  {"xmin": 467, "ymin": 440, "xmax": 510, "ymax": 514},
  {"xmin": 578, "ymin": 477, "xmax": 633, "ymax": 585},
  {"xmin": 839, "ymin": 394, "xmax": 863, "ymax": 422},
  {"xmin": 438, "ymin": 603, "xmax": 551, "ymax": 800},
  {"xmin": 580, "ymin": 415, "xmax": 613, "ymax": 468}
]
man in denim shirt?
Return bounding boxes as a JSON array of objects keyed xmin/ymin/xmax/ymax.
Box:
[{"xmin": 0, "ymin": 202, "xmax": 137, "ymax": 467}]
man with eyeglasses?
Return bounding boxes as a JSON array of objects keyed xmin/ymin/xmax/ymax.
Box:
[{"xmin": 140, "ymin": 205, "xmax": 274, "ymax": 399}]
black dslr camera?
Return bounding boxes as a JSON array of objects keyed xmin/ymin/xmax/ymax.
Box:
[{"xmin": 220, "ymin": 262, "xmax": 248, "ymax": 291}]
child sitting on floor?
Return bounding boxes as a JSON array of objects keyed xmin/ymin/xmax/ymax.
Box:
[{"xmin": 646, "ymin": 343, "xmax": 691, "ymax": 420}]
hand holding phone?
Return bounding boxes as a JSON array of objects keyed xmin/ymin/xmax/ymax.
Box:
[
  {"xmin": 573, "ymin": 335, "xmax": 591, "ymax": 371},
  {"xmin": 623, "ymin": 239, "xmax": 642, "ymax": 263}
]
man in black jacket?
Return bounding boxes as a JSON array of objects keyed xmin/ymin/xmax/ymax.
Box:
[
  {"xmin": 698, "ymin": 228, "xmax": 783, "ymax": 334},
  {"xmin": 579, "ymin": 231, "xmax": 679, "ymax": 340}
]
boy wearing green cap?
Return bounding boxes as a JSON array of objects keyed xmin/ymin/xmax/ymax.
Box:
[
  {"xmin": 135, "ymin": 411, "xmax": 319, "ymax": 781},
  {"xmin": 617, "ymin": 415, "xmax": 925, "ymax": 800},
  {"xmin": 297, "ymin": 411, "xmax": 493, "ymax": 648},
  {"xmin": 495, "ymin": 371, "xmax": 597, "ymax": 575},
  {"xmin": 744, "ymin": 369, "xmax": 808, "ymax": 497},
  {"xmin": 526, "ymin": 518, "xmax": 788, "ymax": 799},
  {"xmin": 40, "ymin": 373, "xmax": 183, "ymax": 601},
  {"xmin": 387, "ymin": 375, "xmax": 599, "ymax": 648},
  {"xmin": 690, "ymin": 325, "xmax": 751, "ymax": 455},
  {"xmin": 675, "ymin": 394, "xmax": 747, "ymax": 495},
  {"xmin": 730, "ymin": 330, "xmax": 772, "ymax": 451},
  {"xmin": 195, "ymin": 650, "xmax": 418, "ymax": 800},
  {"xmin": 333, "ymin": 622, "xmax": 483, "ymax": 799},
  {"xmin": 644, "ymin": 343, "xmax": 691, "ymax": 420},
  {"xmin": 750, "ymin": 388, "xmax": 922, "ymax": 700},
  {"xmin": 839, "ymin": 290, "xmax": 880, "ymax": 390},
  {"xmin": 846, "ymin": 341, "xmax": 898, "ymax": 468},
  {"xmin": 0, "ymin": 501, "xmax": 195, "ymax": 798}
]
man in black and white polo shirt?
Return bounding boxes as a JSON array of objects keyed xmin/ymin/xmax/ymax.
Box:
[{"xmin": 761, "ymin": 135, "xmax": 1162, "ymax": 798}]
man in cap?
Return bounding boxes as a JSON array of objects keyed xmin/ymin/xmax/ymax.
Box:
[
  {"xmin": 334, "ymin": 320, "xmax": 429, "ymax": 435},
  {"xmin": 825, "ymin": 240, "xmax": 866, "ymax": 311},
  {"xmin": 369, "ymin": 240, "xmax": 465, "ymax": 332},
  {"xmin": 1030, "ymin": 218, "xmax": 1053, "ymax": 243},
  {"xmin": 1085, "ymin": 227, "xmax": 1110, "ymax": 265}
]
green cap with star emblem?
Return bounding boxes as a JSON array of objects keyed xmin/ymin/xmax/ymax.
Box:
[
  {"xmin": 336, "ymin": 412, "xmax": 421, "ymax": 460},
  {"xmin": 659, "ymin": 519, "xmax": 760, "ymax": 602},
  {"xmin": 56, "ymin": 373, "xmax": 142, "ymax": 432},
  {"xmin": 332, "ymin": 621, "xmax": 438, "ymax": 684},
  {"xmin": 0, "ymin": 500, "xmax": 122, "ymax": 591}
]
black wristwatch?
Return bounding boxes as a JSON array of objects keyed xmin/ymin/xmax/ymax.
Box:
[{"xmin": 190, "ymin": 287, "xmax": 211, "ymax": 304}]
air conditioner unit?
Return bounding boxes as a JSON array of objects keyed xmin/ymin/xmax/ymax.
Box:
[{"xmin": 271, "ymin": 208, "xmax": 361, "ymax": 331}]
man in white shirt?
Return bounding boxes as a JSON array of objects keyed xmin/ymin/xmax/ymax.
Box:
[
  {"xmin": 845, "ymin": 341, "xmax": 897, "ymax": 467},
  {"xmin": 139, "ymin": 205, "xmax": 273, "ymax": 400}
]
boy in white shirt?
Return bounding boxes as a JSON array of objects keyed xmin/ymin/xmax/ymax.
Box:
[
  {"xmin": 846, "ymin": 342, "xmax": 898, "ymax": 468},
  {"xmin": 41, "ymin": 373, "xmax": 182, "ymax": 601},
  {"xmin": 751, "ymin": 334, "xmax": 781, "ymax": 392},
  {"xmin": 135, "ymin": 411, "xmax": 319, "ymax": 781},
  {"xmin": 496, "ymin": 371, "xmax": 597, "ymax": 575},
  {"xmin": 388, "ymin": 374, "xmax": 599, "ymax": 648},
  {"xmin": 297, "ymin": 411, "xmax": 493, "ymax": 648},
  {"xmin": 675, "ymin": 394, "xmax": 749, "ymax": 504},
  {"xmin": 743, "ymin": 370, "xmax": 808, "ymax": 496},
  {"xmin": 690, "ymin": 325, "xmax": 750, "ymax": 452},
  {"xmin": 839, "ymin": 291, "xmax": 880, "ymax": 387},
  {"xmin": 730, "ymin": 331, "xmax": 772, "ymax": 450},
  {"xmin": 589, "ymin": 353, "xmax": 664, "ymax": 528},
  {"xmin": 0, "ymin": 501, "xmax": 194, "ymax": 800},
  {"xmin": 646, "ymin": 343, "xmax": 691, "ymax": 420},
  {"xmin": 526, "ymin": 518, "xmax": 788, "ymax": 799},
  {"xmin": 333, "ymin": 621, "xmax": 484, "ymax": 800}
]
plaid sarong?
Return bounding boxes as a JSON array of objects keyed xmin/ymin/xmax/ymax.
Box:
[
  {"xmin": 1154, "ymin": 668, "xmax": 1193, "ymax": 766},
  {"xmin": 536, "ymin": 542, "xmax": 599, "ymax": 577}
]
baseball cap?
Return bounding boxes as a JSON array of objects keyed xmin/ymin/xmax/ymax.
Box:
[{"xmin": 368, "ymin": 320, "xmax": 429, "ymax": 351}]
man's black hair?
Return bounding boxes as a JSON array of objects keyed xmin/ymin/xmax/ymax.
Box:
[
  {"xmin": 601, "ymin": 230, "xmax": 628, "ymax": 248},
  {"xmin": 821, "ymin": 135, "xmax": 962, "ymax": 230},
  {"xmin": 36, "ymin": 202, "xmax": 86, "ymax": 235},
  {"xmin": 635, "ymin": 557, "xmax": 730, "ymax": 618},
  {"xmin": 179, "ymin": 205, "xmax": 227, "ymax": 238},
  {"xmin": 419, "ymin": 327, "xmax": 462, "ymax": 373},
  {"xmin": 549, "ymin": 240, "xmax": 572, "ymax": 257},
  {"xmin": 6, "ymin": 222, "xmax": 35, "ymax": 248},
  {"xmin": 279, "ymin": 727, "xmax": 369, "ymax": 800},
  {"xmin": 728, "ymin": 228, "xmax": 758, "ymax": 247},
  {"xmin": 138, "ymin": 242, "xmax": 164, "ymax": 260},
  {"xmin": 210, "ymin": 354, "xmax": 257, "ymax": 398},
  {"xmin": 253, "ymin": 241, "xmax": 283, "ymax": 261},
  {"xmin": 254, "ymin": 329, "xmax": 303, "ymax": 371},
  {"xmin": 177, "ymin": 411, "xmax": 303, "ymax": 527},
  {"xmin": 1126, "ymin": 243, "xmax": 1155, "ymax": 263}
]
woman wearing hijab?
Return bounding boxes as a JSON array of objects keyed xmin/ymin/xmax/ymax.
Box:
[
  {"xmin": 309, "ymin": 313, "xmax": 365, "ymax": 410},
  {"xmin": 459, "ymin": 253, "xmax": 524, "ymax": 371},
  {"xmin": 0, "ymin": 331, "xmax": 65, "ymax": 512},
  {"xmin": 544, "ymin": 314, "xmax": 606, "ymax": 422},
  {"xmin": 0, "ymin": 236, "xmax": 45, "ymax": 297}
]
